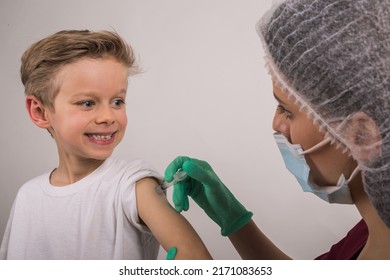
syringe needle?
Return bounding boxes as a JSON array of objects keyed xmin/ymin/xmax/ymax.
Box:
[{"xmin": 157, "ymin": 169, "xmax": 187, "ymax": 194}]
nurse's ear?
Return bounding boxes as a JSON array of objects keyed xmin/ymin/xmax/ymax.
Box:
[{"xmin": 345, "ymin": 112, "xmax": 381, "ymax": 162}]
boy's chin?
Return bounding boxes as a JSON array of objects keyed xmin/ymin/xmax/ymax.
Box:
[{"xmin": 87, "ymin": 151, "xmax": 115, "ymax": 161}]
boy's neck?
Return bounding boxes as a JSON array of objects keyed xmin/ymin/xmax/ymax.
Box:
[{"xmin": 50, "ymin": 158, "xmax": 106, "ymax": 186}]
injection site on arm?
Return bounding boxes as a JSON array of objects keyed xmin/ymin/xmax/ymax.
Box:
[{"xmin": 157, "ymin": 169, "xmax": 187, "ymax": 194}]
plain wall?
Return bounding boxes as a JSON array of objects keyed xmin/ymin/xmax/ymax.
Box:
[{"xmin": 0, "ymin": 0, "xmax": 361, "ymax": 259}]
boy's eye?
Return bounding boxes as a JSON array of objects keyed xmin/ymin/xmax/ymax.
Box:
[
  {"xmin": 112, "ymin": 98, "xmax": 125, "ymax": 107},
  {"xmin": 78, "ymin": 100, "xmax": 95, "ymax": 108}
]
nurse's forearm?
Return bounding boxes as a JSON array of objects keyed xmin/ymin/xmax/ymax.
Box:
[{"xmin": 228, "ymin": 220, "xmax": 291, "ymax": 260}]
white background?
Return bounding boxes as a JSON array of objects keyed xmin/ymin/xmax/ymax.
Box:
[{"xmin": 0, "ymin": 0, "xmax": 361, "ymax": 259}]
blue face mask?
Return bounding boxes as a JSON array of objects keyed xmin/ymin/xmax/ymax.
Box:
[{"xmin": 274, "ymin": 133, "xmax": 359, "ymax": 204}]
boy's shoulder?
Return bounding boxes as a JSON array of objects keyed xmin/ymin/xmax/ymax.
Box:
[
  {"xmin": 15, "ymin": 158, "xmax": 163, "ymax": 196},
  {"xmin": 110, "ymin": 157, "xmax": 163, "ymax": 183},
  {"xmin": 16, "ymin": 171, "xmax": 51, "ymax": 198},
  {"xmin": 21, "ymin": 172, "xmax": 50, "ymax": 189}
]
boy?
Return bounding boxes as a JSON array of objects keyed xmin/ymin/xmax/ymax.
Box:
[{"xmin": 0, "ymin": 30, "xmax": 212, "ymax": 260}]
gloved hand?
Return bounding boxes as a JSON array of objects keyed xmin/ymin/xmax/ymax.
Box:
[
  {"xmin": 164, "ymin": 156, "xmax": 253, "ymax": 236},
  {"xmin": 166, "ymin": 247, "xmax": 177, "ymax": 260}
]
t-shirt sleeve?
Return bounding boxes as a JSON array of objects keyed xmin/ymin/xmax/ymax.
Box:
[
  {"xmin": 119, "ymin": 160, "xmax": 163, "ymax": 234},
  {"xmin": 0, "ymin": 201, "xmax": 16, "ymax": 259}
]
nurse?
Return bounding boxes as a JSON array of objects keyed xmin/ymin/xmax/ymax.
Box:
[{"xmin": 165, "ymin": 0, "xmax": 390, "ymax": 259}]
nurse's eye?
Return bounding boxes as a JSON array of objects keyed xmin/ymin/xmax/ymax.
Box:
[{"xmin": 276, "ymin": 105, "xmax": 292, "ymax": 119}]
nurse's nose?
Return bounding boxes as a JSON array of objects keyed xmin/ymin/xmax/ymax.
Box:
[{"xmin": 272, "ymin": 111, "xmax": 289, "ymax": 137}]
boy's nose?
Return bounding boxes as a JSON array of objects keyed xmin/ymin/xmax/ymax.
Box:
[{"xmin": 95, "ymin": 106, "xmax": 115, "ymax": 125}]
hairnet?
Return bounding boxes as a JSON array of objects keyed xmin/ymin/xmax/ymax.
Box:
[{"xmin": 257, "ymin": 0, "xmax": 390, "ymax": 227}]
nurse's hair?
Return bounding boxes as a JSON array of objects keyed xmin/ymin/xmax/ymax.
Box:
[
  {"xmin": 20, "ymin": 30, "xmax": 139, "ymax": 110},
  {"xmin": 257, "ymin": 0, "xmax": 390, "ymax": 227}
]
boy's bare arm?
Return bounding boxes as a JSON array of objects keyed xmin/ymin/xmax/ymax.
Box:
[{"xmin": 136, "ymin": 177, "xmax": 212, "ymax": 260}]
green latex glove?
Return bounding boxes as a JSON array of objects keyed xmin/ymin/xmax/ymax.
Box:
[
  {"xmin": 164, "ymin": 156, "xmax": 253, "ymax": 236},
  {"xmin": 166, "ymin": 247, "xmax": 177, "ymax": 260}
]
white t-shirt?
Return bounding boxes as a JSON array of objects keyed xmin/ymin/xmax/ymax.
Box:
[{"xmin": 0, "ymin": 157, "xmax": 162, "ymax": 259}]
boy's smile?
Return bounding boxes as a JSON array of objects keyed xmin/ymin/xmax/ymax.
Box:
[{"xmin": 85, "ymin": 131, "xmax": 118, "ymax": 146}]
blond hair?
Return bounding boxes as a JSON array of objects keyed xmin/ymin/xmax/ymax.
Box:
[{"xmin": 21, "ymin": 30, "xmax": 138, "ymax": 110}]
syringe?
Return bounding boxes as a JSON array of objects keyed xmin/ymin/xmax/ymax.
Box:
[{"xmin": 157, "ymin": 169, "xmax": 187, "ymax": 194}]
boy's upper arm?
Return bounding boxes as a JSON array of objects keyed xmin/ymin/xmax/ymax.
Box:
[{"xmin": 135, "ymin": 177, "xmax": 212, "ymax": 260}]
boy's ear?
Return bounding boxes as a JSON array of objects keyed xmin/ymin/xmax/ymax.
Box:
[
  {"xmin": 345, "ymin": 111, "xmax": 381, "ymax": 162},
  {"xmin": 25, "ymin": 96, "xmax": 51, "ymax": 129}
]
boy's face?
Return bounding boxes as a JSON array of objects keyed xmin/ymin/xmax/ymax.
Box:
[{"xmin": 46, "ymin": 57, "xmax": 128, "ymax": 161}]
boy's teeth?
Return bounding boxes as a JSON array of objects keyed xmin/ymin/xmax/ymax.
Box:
[{"xmin": 89, "ymin": 134, "xmax": 112, "ymax": 140}]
